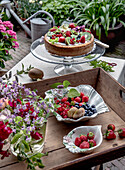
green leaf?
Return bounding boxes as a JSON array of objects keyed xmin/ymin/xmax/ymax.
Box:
[
  {"xmin": 63, "ymin": 80, "xmax": 70, "ymax": 88},
  {"xmin": 22, "ymin": 140, "xmax": 30, "ymax": 152},
  {"xmin": 68, "ymin": 88, "xmax": 80, "ymax": 98},
  {"xmin": 11, "ymin": 133, "xmax": 23, "ymax": 144},
  {"xmin": 50, "ymin": 82, "xmax": 62, "ymax": 88}
]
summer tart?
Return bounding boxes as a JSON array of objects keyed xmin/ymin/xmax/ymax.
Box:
[{"xmin": 44, "ymin": 23, "xmax": 94, "ymax": 57}]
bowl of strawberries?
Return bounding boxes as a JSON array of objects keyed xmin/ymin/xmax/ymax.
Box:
[
  {"xmin": 45, "ymin": 83, "xmax": 109, "ymax": 123},
  {"xmin": 63, "ymin": 125, "xmax": 103, "ymax": 154}
]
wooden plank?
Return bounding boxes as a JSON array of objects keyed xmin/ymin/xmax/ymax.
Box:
[
  {"xmin": 24, "ymin": 68, "xmax": 99, "ymax": 97},
  {"xmin": 96, "ymin": 68, "xmax": 125, "ymax": 121}
]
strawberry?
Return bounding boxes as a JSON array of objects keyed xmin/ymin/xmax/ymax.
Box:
[
  {"xmin": 66, "ymin": 31, "xmax": 71, "ymax": 37},
  {"xmin": 79, "ymin": 141, "xmax": 90, "ymax": 149},
  {"xmin": 80, "ymin": 36, "xmax": 85, "ymax": 43},
  {"xmin": 70, "ymin": 39, "xmax": 75, "ymax": 44},
  {"xmin": 106, "ymin": 129, "xmax": 116, "ymax": 140},
  {"xmin": 118, "ymin": 128, "xmax": 125, "ymax": 138},
  {"xmin": 59, "ymin": 36, "xmax": 65, "ymax": 43},
  {"xmin": 107, "ymin": 124, "xmax": 115, "ymax": 131},
  {"xmin": 82, "ymin": 96, "xmax": 89, "ymax": 102},
  {"xmin": 69, "ymin": 23, "xmax": 76, "ymax": 29},
  {"xmin": 61, "ymin": 97, "xmax": 68, "ymax": 103},
  {"xmin": 74, "ymin": 97, "xmax": 81, "ymax": 103},
  {"xmin": 87, "ymin": 132, "xmax": 95, "ymax": 140},
  {"xmin": 80, "ymin": 134, "xmax": 88, "ymax": 141},
  {"xmin": 86, "ymin": 30, "xmax": 91, "ymax": 33},
  {"xmin": 50, "ymin": 28, "xmax": 57, "ymax": 32},
  {"xmin": 89, "ymin": 139, "xmax": 96, "ymax": 147},
  {"xmin": 80, "ymin": 92, "xmax": 84, "ymax": 98},
  {"xmin": 74, "ymin": 137, "xmax": 82, "ymax": 146}
]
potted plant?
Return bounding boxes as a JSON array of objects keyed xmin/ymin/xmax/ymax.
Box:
[
  {"xmin": 70, "ymin": 0, "xmax": 125, "ymax": 44},
  {"xmin": 0, "ymin": 79, "xmax": 56, "ymax": 169},
  {"xmin": 0, "ymin": 17, "xmax": 19, "ymax": 69}
]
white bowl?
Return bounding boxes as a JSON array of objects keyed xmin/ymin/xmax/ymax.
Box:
[
  {"xmin": 63, "ymin": 125, "xmax": 103, "ymax": 154},
  {"xmin": 45, "ymin": 85, "xmax": 109, "ymax": 123}
]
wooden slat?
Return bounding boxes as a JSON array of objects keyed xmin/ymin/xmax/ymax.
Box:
[
  {"xmin": 96, "ymin": 68, "xmax": 125, "ymax": 121},
  {"xmin": 24, "ymin": 68, "xmax": 99, "ymax": 97}
]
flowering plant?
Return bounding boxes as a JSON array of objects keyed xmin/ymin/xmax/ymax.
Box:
[
  {"xmin": 0, "ymin": 18, "xmax": 19, "ymax": 68},
  {"xmin": 0, "ymin": 79, "xmax": 55, "ymax": 169}
]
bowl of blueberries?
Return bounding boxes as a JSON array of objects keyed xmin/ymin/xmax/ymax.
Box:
[{"xmin": 45, "ymin": 84, "xmax": 109, "ymax": 123}]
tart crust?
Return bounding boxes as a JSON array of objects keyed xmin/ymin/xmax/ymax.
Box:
[{"xmin": 44, "ymin": 34, "xmax": 94, "ymax": 57}]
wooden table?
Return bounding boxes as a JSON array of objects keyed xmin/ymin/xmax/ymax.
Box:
[{"xmin": 1, "ymin": 68, "xmax": 125, "ymax": 170}]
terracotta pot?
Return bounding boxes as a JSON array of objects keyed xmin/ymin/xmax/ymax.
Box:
[{"xmin": 91, "ymin": 22, "xmax": 123, "ymax": 46}]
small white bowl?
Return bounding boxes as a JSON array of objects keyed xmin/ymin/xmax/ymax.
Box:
[{"xmin": 63, "ymin": 125, "xmax": 103, "ymax": 154}]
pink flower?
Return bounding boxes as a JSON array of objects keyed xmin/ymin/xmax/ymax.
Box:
[
  {"xmin": 12, "ymin": 41, "xmax": 19, "ymax": 48},
  {"xmin": 7, "ymin": 30, "xmax": 16, "ymax": 36},
  {"xmin": 13, "ymin": 35, "xmax": 17, "ymax": 40},
  {"xmin": 2, "ymin": 21, "xmax": 13, "ymax": 30},
  {"xmin": 0, "ymin": 25, "xmax": 6, "ymax": 32}
]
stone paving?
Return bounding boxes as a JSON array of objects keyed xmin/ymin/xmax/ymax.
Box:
[{"xmin": 3, "ymin": 28, "xmax": 125, "ymax": 170}]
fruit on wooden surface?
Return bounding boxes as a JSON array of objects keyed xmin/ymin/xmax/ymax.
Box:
[
  {"xmin": 28, "ymin": 68, "xmax": 44, "ymax": 80},
  {"xmin": 105, "ymin": 129, "xmax": 116, "ymax": 140},
  {"xmin": 107, "ymin": 124, "xmax": 115, "ymax": 131},
  {"xmin": 118, "ymin": 128, "xmax": 125, "ymax": 138}
]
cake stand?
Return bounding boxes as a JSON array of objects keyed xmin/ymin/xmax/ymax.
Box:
[{"xmin": 30, "ymin": 38, "xmax": 105, "ymax": 76}]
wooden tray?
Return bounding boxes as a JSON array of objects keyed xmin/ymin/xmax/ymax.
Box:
[{"xmin": 1, "ymin": 68, "xmax": 125, "ymax": 170}]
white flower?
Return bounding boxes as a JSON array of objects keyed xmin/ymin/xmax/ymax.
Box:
[{"xmin": 39, "ymin": 1, "xmax": 42, "ymax": 4}]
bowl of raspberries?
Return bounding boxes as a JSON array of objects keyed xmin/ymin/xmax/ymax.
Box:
[{"xmin": 63, "ymin": 125, "xmax": 103, "ymax": 153}]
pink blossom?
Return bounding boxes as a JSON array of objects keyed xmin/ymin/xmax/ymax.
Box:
[
  {"xmin": 7, "ymin": 30, "xmax": 16, "ymax": 36},
  {"xmin": 13, "ymin": 35, "xmax": 17, "ymax": 40},
  {"xmin": 2, "ymin": 21, "xmax": 13, "ymax": 30},
  {"xmin": 0, "ymin": 20, "xmax": 3, "ymax": 24},
  {"xmin": 0, "ymin": 25, "xmax": 6, "ymax": 32},
  {"xmin": 12, "ymin": 41, "xmax": 19, "ymax": 48}
]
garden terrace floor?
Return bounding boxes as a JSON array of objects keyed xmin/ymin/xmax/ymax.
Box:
[{"xmin": 3, "ymin": 28, "xmax": 125, "ymax": 170}]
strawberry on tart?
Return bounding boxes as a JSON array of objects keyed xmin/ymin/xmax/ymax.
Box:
[{"xmin": 44, "ymin": 23, "xmax": 94, "ymax": 57}]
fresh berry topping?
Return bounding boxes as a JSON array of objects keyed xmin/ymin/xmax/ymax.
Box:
[
  {"xmin": 80, "ymin": 36, "xmax": 85, "ymax": 43},
  {"xmin": 59, "ymin": 36, "xmax": 65, "ymax": 43},
  {"xmin": 79, "ymin": 141, "xmax": 90, "ymax": 149},
  {"xmin": 106, "ymin": 129, "xmax": 116, "ymax": 140},
  {"xmin": 118, "ymin": 128, "xmax": 125, "ymax": 138},
  {"xmin": 107, "ymin": 124, "xmax": 115, "ymax": 131},
  {"xmin": 87, "ymin": 132, "xmax": 95, "ymax": 140},
  {"xmin": 50, "ymin": 28, "xmax": 57, "ymax": 32},
  {"xmin": 69, "ymin": 23, "xmax": 76, "ymax": 29},
  {"xmin": 66, "ymin": 31, "xmax": 71, "ymax": 37},
  {"xmin": 74, "ymin": 137, "xmax": 82, "ymax": 146},
  {"xmin": 82, "ymin": 96, "xmax": 89, "ymax": 102}
]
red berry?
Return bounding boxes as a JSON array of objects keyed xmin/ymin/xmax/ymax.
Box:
[
  {"xmin": 80, "ymin": 92, "xmax": 84, "ymax": 98},
  {"xmin": 82, "ymin": 96, "xmax": 89, "ymax": 102},
  {"xmin": 61, "ymin": 97, "xmax": 68, "ymax": 103},
  {"xmin": 80, "ymin": 36, "xmax": 85, "ymax": 43},
  {"xmin": 74, "ymin": 137, "xmax": 82, "ymax": 146},
  {"xmin": 79, "ymin": 141, "xmax": 90, "ymax": 149},
  {"xmin": 89, "ymin": 139, "xmax": 96, "ymax": 147},
  {"xmin": 50, "ymin": 28, "xmax": 57, "ymax": 32},
  {"xmin": 118, "ymin": 128, "xmax": 125, "ymax": 138},
  {"xmin": 87, "ymin": 132, "xmax": 95, "ymax": 140},
  {"xmin": 79, "ymin": 102, "xmax": 83, "ymax": 106},
  {"xmin": 66, "ymin": 31, "xmax": 71, "ymax": 37},
  {"xmin": 59, "ymin": 36, "xmax": 65, "ymax": 43},
  {"xmin": 107, "ymin": 124, "xmax": 115, "ymax": 131},
  {"xmin": 69, "ymin": 23, "xmax": 76, "ymax": 29},
  {"xmin": 86, "ymin": 30, "xmax": 91, "ymax": 33},
  {"xmin": 106, "ymin": 130, "xmax": 116, "ymax": 140},
  {"xmin": 80, "ymin": 134, "xmax": 88, "ymax": 141},
  {"xmin": 74, "ymin": 97, "xmax": 81, "ymax": 103}
]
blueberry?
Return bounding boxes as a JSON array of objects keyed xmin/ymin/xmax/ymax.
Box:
[
  {"xmin": 75, "ymin": 102, "xmax": 79, "ymax": 105},
  {"xmin": 86, "ymin": 103, "xmax": 90, "ymax": 107},
  {"xmin": 91, "ymin": 105, "xmax": 96, "ymax": 108},
  {"xmin": 50, "ymin": 36, "xmax": 52, "ymax": 39},
  {"xmin": 77, "ymin": 34, "xmax": 81, "ymax": 39},
  {"xmin": 88, "ymin": 111, "xmax": 93, "ymax": 116},
  {"xmin": 75, "ymin": 105, "xmax": 80, "ymax": 109},
  {"xmin": 82, "ymin": 104, "xmax": 86, "ymax": 109},
  {"xmin": 93, "ymin": 108, "xmax": 97, "ymax": 113}
]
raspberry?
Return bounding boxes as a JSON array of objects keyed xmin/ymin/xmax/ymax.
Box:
[
  {"xmin": 66, "ymin": 31, "xmax": 71, "ymax": 37},
  {"xmin": 80, "ymin": 36, "xmax": 85, "ymax": 43}
]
